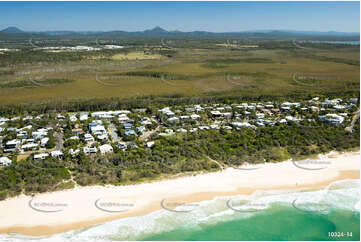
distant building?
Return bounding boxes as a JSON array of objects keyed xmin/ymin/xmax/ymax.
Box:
[{"xmin": 319, "ymin": 114, "xmax": 344, "ymax": 125}]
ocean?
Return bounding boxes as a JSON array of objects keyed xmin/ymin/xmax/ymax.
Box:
[
  {"xmin": 309, "ymin": 41, "xmax": 360, "ymax": 45},
  {"xmin": 1, "ymin": 179, "xmax": 359, "ymax": 241}
]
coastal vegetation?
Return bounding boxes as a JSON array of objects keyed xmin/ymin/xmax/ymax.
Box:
[{"xmin": 0, "ymin": 108, "xmax": 359, "ymax": 200}]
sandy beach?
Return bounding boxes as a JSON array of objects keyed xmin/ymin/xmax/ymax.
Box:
[{"xmin": 0, "ymin": 150, "xmax": 359, "ymax": 236}]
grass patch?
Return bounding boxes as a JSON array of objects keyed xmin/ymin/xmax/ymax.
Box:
[
  {"xmin": 202, "ymin": 57, "xmax": 274, "ymax": 68},
  {"xmin": 112, "ymin": 52, "xmax": 163, "ymax": 60},
  {"xmin": 118, "ymin": 71, "xmax": 192, "ymax": 80},
  {"xmin": 55, "ymin": 181, "xmax": 75, "ymax": 190},
  {"xmin": 0, "ymin": 80, "xmax": 34, "ymax": 88},
  {"xmin": 0, "ymin": 78, "xmax": 74, "ymax": 88}
]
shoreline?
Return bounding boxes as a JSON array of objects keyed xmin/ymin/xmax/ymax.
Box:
[{"xmin": 0, "ymin": 150, "xmax": 359, "ymax": 237}]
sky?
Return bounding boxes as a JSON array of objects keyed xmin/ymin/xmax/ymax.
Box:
[{"xmin": 0, "ymin": 1, "xmax": 359, "ymax": 32}]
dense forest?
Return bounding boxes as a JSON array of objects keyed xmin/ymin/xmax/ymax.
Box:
[{"xmin": 0, "ymin": 90, "xmax": 359, "ymax": 117}]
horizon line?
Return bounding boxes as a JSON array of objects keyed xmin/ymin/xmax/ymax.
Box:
[{"xmin": 2, "ymin": 26, "xmax": 360, "ymax": 34}]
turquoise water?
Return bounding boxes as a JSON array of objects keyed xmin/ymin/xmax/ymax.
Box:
[
  {"xmin": 309, "ymin": 41, "xmax": 360, "ymax": 45},
  {"xmin": 142, "ymin": 206, "xmax": 360, "ymax": 241},
  {"xmin": 1, "ymin": 179, "xmax": 359, "ymax": 241}
]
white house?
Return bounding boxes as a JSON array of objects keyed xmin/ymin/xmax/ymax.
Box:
[
  {"xmin": 232, "ymin": 122, "xmax": 253, "ymax": 129},
  {"xmin": 79, "ymin": 113, "xmax": 89, "ymax": 121},
  {"xmin": 159, "ymin": 129, "xmax": 174, "ymax": 136},
  {"xmin": 41, "ymin": 137, "xmax": 49, "ymax": 147},
  {"xmin": 159, "ymin": 107, "xmax": 175, "ymax": 116},
  {"xmin": 90, "ymin": 125, "xmax": 107, "ymax": 135},
  {"xmin": 99, "ymin": 144, "xmax": 113, "ymax": 154},
  {"xmin": 69, "ymin": 148, "xmax": 80, "ymax": 157},
  {"xmin": 0, "ymin": 157, "xmax": 11, "ymax": 166},
  {"xmin": 84, "ymin": 134, "xmax": 95, "ymax": 143},
  {"xmin": 167, "ymin": 117, "xmax": 179, "ymax": 123},
  {"xmin": 180, "ymin": 115, "xmax": 190, "ymax": 120},
  {"xmin": 223, "ymin": 112, "xmax": 232, "ymax": 119},
  {"xmin": 51, "ymin": 150, "xmax": 63, "ymax": 159},
  {"xmin": 210, "ymin": 110, "xmax": 222, "ymax": 118},
  {"xmin": 34, "ymin": 153, "xmax": 49, "ymax": 160},
  {"xmin": 118, "ymin": 114, "xmax": 130, "ymax": 123},
  {"xmin": 69, "ymin": 115, "xmax": 78, "ymax": 122},
  {"xmin": 83, "ymin": 146, "xmax": 98, "ymax": 154},
  {"xmin": 320, "ymin": 114, "xmax": 345, "ymax": 125},
  {"xmin": 140, "ymin": 117, "xmax": 152, "ymax": 125},
  {"xmin": 190, "ymin": 114, "xmax": 201, "ymax": 120},
  {"xmin": 146, "ymin": 141, "xmax": 155, "ymax": 148},
  {"xmin": 21, "ymin": 143, "xmax": 39, "ymax": 151},
  {"xmin": 117, "ymin": 142, "xmax": 127, "ymax": 151},
  {"xmin": 4, "ymin": 139, "xmax": 21, "ymax": 152},
  {"xmin": 285, "ymin": 116, "xmax": 302, "ymax": 122},
  {"xmin": 32, "ymin": 131, "xmax": 48, "ymax": 140}
]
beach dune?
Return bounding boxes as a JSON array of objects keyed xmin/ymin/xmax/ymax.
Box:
[{"xmin": 0, "ymin": 151, "xmax": 359, "ymax": 236}]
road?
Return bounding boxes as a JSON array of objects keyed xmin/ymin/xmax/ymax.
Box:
[
  {"xmin": 55, "ymin": 132, "xmax": 64, "ymax": 150},
  {"xmin": 206, "ymin": 156, "xmax": 224, "ymax": 171},
  {"xmin": 140, "ymin": 126, "xmax": 160, "ymax": 141},
  {"xmin": 108, "ymin": 122, "xmax": 120, "ymax": 143},
  {"xmin": 345, "ymin": 109, "xmax": 360, "ymax": 133}
]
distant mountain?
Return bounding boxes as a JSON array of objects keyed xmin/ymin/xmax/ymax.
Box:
[
  {"xmin": 39, "ymin": 30, "xmax": 104, "ymax": 36},
  {"xmin": 144, "ymin": 26, "xmax": 168, "ymax": 34},
  {"xmin": 0, "ymin": 26, "xmax": 359, "ymax": 41},
  {"xmin": 1, "ymin": 26, "xmax": 24, "ymax": 34}
]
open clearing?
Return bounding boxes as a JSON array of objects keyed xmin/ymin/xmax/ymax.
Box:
[{"xmin": 111, "ymin": 52, "xmax": 163, "ymax": 60}]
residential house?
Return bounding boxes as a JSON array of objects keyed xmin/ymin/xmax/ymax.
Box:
[
  {"xmin": 0, "ymin": 157, "xmax": 11, "ymax": 166},
  {"xmin": 83, "ymin": 146, "xmax": 98, "ymax": 154},
  {"xmin": 51, "ymin": 150, "xmax": 63, "ymax": 159},
  {"xmin": 84, "ymin": 134, "xmax": 95, "ymax": 143},
  {"xmin": 34, "ymin": 153, "xmax": 49, "ymax": 160},
  {"xmin": 99, "ymin": 144, "xmax": 113, "ymax": 154}
]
